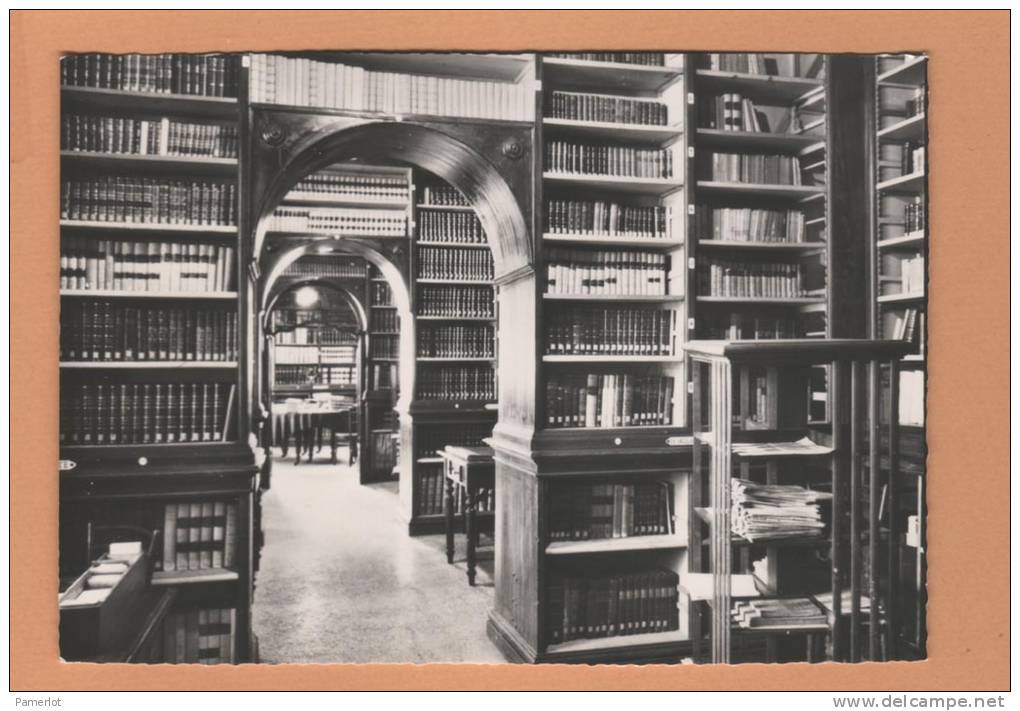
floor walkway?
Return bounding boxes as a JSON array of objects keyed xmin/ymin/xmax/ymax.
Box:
[{"xmin": 251, "ymin": 456, "xmax": 503, "ymax": 663}]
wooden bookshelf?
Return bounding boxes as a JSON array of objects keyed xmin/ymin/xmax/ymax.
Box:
[
  {"xmin": 58, "ymin": 53, "xmax": 256, "ymax": 665},
  {"xmin": 541, "ymin": 56, "xmax": 684, "ymax": 93},
  {"xmin": 694, "ymin": 69, "xmax": 823, "ymax": 103},
  {"xmin": 543, "ymin": 117, "xmax": 682, "ymax": 144},
  {"xmin": 543, "ymin": 172, "xmax": 683, "ymax": 196}
]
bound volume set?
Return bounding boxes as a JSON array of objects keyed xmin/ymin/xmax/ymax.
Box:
[
  {"xmin": 704, "ymin": 152, "xmax": 803, "ymax": 185},
  {"xmin": 417, "ymin": 210, "xmax": 487, "ymax": 244},
  {"xmin": 267, "ymin": 206, "xmax": 407, "ymax": 237},
  {"xmin": 545, "ymin": 200, "xmax": 670, "ymax": 240},
  {"xmin": 698, "ymin": 94, "xmax": 802, "ymax": 135},
  {"xmin": 546, "ymin": 141, "xmax": 676, "ymax": 179},
  {"xmin": 417, "ymin": 246, "xmax": 493, "ymax": 281},
  {"xmin": 61, "ymin": 177, "xmax": 238, "ymax": 226},
  {"xmin": 696, "ymin": 206, "xmax": 807, "ymax": 244},
  {"xmin": 162, "ymin": 608, "xmax": 236, "ymax": 665},
  {"xmin": 546, "ymin": 91, "xmax": 670, "ymax": 126},
  {"xmin": 60, "ymin": 238, "xmax": 237, "ymax": 293},
  {"xmin": 547, "ymin": 53, "xmax": 668, "ymax": 66},
  {"xmin": 417, "ymin": 366, "xmax": 495, "ymax": 401},
  {"xmin": 545, "ymin": 373, "xmax": 675, "ymax": 428},
  {"xmin": 60, "ymin": 381, "xmax": 236, "ymax": 445},
  {"xmin": 61, "ymin": 53, "xmax": 240, "ymax": 97},
  {"xmin": 60, "ymin": 302, "xmax": 238, "ymax": 362},
  {"xmin": 545, "ymin": 248, "xmax": 669, "ymax": 296},
  {"xmin": 699, "ymin": 259, "xmax": 805, "ymax": 298},
  {"xmin": 418, "ymin": 325, "xmax": 494, "ymax": 358},
  {"xmin": 62, "ymin": 115, "xmax": 239, "ymax": 159},
  {"xmin": 545, "ymin": 307, "xmax": 677, "ymax": 356},
  {"xmin": 420, "ymin": 184, "xmax": 469, "ymax": 206},
  {"xmin": 704, "ymin": 313, "xmax": 801, "ymax": 340},
  {"xmin": 548, "ymin": 481, "xmax": 676, "ymax": 541},
  {"xmin": 287, "ymin": 172, "xmax": 407, "ymax": 202},
  {"xmin": 416, "ymin": 467, "xmax": 494, "ymax": 517},
  {"xmin": 547, "ymin": 568, "xmax": 681, "ymax": 644},
  {"xmin": 248, "ymin": 54, "xmax": 532, "ymax": 122},
  {"xmin": 162, "ymin": 501, "xmax": 237, "ymax": 572},
  {"xmin": 282, "ymin": 256, "xmax": 367, "ymax": 279},
  {"xmin": 418, "ymin": 285, "xmax": 495, "ymax": 318}
]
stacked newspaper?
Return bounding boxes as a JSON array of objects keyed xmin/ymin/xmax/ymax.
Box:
[{"xmin": 730, "ymin": 479, "xmax": 831, "ymax": 542}]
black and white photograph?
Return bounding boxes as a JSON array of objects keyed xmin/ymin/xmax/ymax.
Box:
[{"xmin": 56, "ymin": 49, "xmax": 928, "ymax": 666}]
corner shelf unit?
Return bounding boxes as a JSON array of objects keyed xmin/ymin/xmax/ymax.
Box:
[
  {"xmin": 869, "ymin": 53, "xmax": 928, "ymax": 659},
  {"xmin": 685, "ymin": 339, "xmax": 910, "ymax": 664}
]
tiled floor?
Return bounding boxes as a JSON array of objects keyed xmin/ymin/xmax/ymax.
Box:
[{"xmin": 251, "ymin": 455, "xmax": 503, "ymax": 663}]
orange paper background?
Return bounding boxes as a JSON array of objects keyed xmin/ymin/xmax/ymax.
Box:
[{"xmin": 10, "ymin": 9, "xmax": 1010, "ymax": 691}]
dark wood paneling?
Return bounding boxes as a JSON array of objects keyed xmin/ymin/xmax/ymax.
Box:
[{"xmin": 828, "ymin": 56, "xmax": 875, "ymax": 339}]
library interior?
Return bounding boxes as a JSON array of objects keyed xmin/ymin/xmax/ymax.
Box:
[{"xmin": 57, "ymin": 51, "xmax": 928, "ymax": 665}]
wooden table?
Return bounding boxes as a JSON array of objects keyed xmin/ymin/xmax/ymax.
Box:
[
  {"xmin": 271, "ymin": 401, "xmax": 357, "ymax": 465},
  {"xmin": 439, "ymin": 445, "xmax": 495, "ymax": 586}
]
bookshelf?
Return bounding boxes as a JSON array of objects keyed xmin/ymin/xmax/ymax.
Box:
[
  {"xmin": 364, "ymin": 266, "xmax": 400, "ymax": 484},
  {"xmin": 405, "ymin": 174, "xmax": 498, "ymax": 534},
  {"xmin": 685, "ymin": 339, "xmax": 910, "ymax": 664},
  {"xmin": 58, "ymin": 52, "xmax": 256, "ymax": 664},
  {"xmin": 869, "ymin": 53, "xmax": 928, "ymax": 658}
]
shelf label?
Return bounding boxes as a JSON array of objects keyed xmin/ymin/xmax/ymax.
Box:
[
  {"xmin": 687, "ymin": 92, "xmax": 695, "ymax": 105},
  {"xmin": 688, "ymin": 257, "xmax": 696, "ymax": 270},
  {"xmin": 687, "ymin": 146, "xmax": 695, "ymax": 159},
  {"xmin": 58, "ymin": 459, "xmax": 76, "ymax": 472},
  {"xmin": 687, "ymin": 317, "xmax": 696, "ymax": 330},
  {"xmin": 687, "ymin": 381, "xmax": 695, "ymax": 394},
  {"xmin": 687, "ymin": 204, "xmax": 696, "ymax": 216},
  {"xmin": 665, "ymin": 437, "xmax": 687, "ymax": 447}
]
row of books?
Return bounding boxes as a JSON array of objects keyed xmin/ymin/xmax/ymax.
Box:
[
  {"xmin": 544, "ymin": 307, "xmax": 677, "ymax": 357},
  {"xmin": 887, "ymin": 308, "xmax": 922, "ymax": 344},
  {"xmin": 417, "ymin": 246, "xmax": 494, "ymax": 281},
  {"xmin": 546, "ymin": 90, "xmax": 670, "ymax": 127},
  {"xmin": 60, "ymin": 302, "xmax": 237, "ymax": 362},
  {"xmin": 699, "ymin": 53, "xmax": 786, "ymax": 77},
  {"xmin": 417, "ymin": 285, "xmax": 495, "ymax": 319},
  {"xmin": 545, "ymin": 248, "xmax": 670, "ymax": 296},
  {"xmin": 547, "ymin": 52, "xmax": 669, "ymax": 66},
  {"xmin": 730, "ymin": 479, "xmax": 830, "ymax": 542},
  {"xmin": 545, "ymin": 373, "xmax": 675, "ymax": 428},
  {"xmin": 899, "ymin": 370, "xmax": 925, "ymax": 426},
  {"xmin": 162, "ymin": 502, "xmax": 237, "ymax": 572},
  {"xmin": 548, "ymin": 481, "xmax": 676, "ymax": 541},
  {"xmin": 288, "ymin": 172, "xmax": 408, "ymax": 202},
  {"xmin": 904, "ymin": 86, "xmax": 926, "ymax": 117},
  {"xmin": 546, "ymin": 141, "xmax": 676, "ymax": 179},
  {"xmin": 371, "ymin": 282, "xmax": 394, "ymax": 306},
  {"xmin": 61, "ymin": 53, "xmax": 240, "ymax": 98},
  {"xmin": 417, "ymin": 210, "xmax": 487, "ymax": 244},
  {"xmin": 547, "ymin": 569, "xmax": 680, "ymax": 644},
  {"xmin": 371, "ymin": 309, "xmax": 399, "ymax": 332},
  {"xmin": 417, "ymin": 366, "xmax": 495, "ymax": 401},
  {"xmin": 703, "ymin": 313, "xmax": 802, "ymax": 340},
  {"xmin": 545, "ymin": 200, "xmax": 670, "ymax": 240},
  {"xmin": 267, "ymin": 207, "xmax": 407, "ymax": 237},
  {"xmin": 698, "ymin": 93, "xmax": 801, "ymax": 135},
  {"xmin": 417, "ymin": 325, "xmax": 495, "ymax": 359},
  {"xmin": 704, "ymin": 152, "xmax": 804, "ymax": 185},
  {"xmin": 699, "ymin": 259, "xmax": 806, "ymax": 298},
  {"xmin": 420, "ymin": 184, "xmax": 469, "ymax": 206},
  {"xmin": 731, "ymin": 598, "xmax": 827, "ymax": 631},
  {"xmin": 275, "ymin": 364, "xmax": 355, "ymax": 386},
  {"xmin": 62, "ymin": 115, "xmax": 239, "ymax": 159},
  {"xmin": 416, "ymin": 466, "xmax": 495, "ymax": 517},
  {"xmin": 901, "ymin": 196, "xmax": 925, "ymax": 235},
  {"xmin": 162, "ymin": 608, "xmax": 236, "ymax": 665},
  {"xmin": 60, "ymin": 382, "xmax": 235, "ymax": 445},
  {"xmin": 282, "ymin": 257, "xmax": 367, "ymax": 279},
  {"xmin": 249, "ymin": 54, "xmax": 533, "ymax": 121},
  {"xmin": 900, "ymin": 141, "xmax": 926, "ymax": 176},
  {"xmin": 696, "ymin": 206, "xmax": 808, "ymax": 244},
  {"xmin": 414, "ymin": 423, "xmax": 493, "ymax": 460},
  {"xmin": 369, "ymin": 334, "xmax": 399, "ymax": 360},
  {"xmin": 890, "ymin": 255, "xmax": 924, "ymax": 296},
  {"xmin": 61, "ymin": 177, "xmax": 238, "ymax": 226},
  {"xmin": 274, "ymin": 344, "xmax": 354, "ymax": 365},
  {"xmin": 60, "ymin": 238, "xmax": 237, "ymax": 293},
  {"xmin": 273, "ymin": 327, "xmax": 358, "ymax": 347}
]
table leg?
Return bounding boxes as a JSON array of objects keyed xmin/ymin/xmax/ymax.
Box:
[
  {"xmin": 444, "ymin": 475, "xmax": 455, "ymax": 564},
  {"xmin": 465, "ymin": 490, "xmax": 477, "ymax": 586},
  {"xmin": 330, "ymin": 428, "xmax": 338, "ymax": 465}
]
